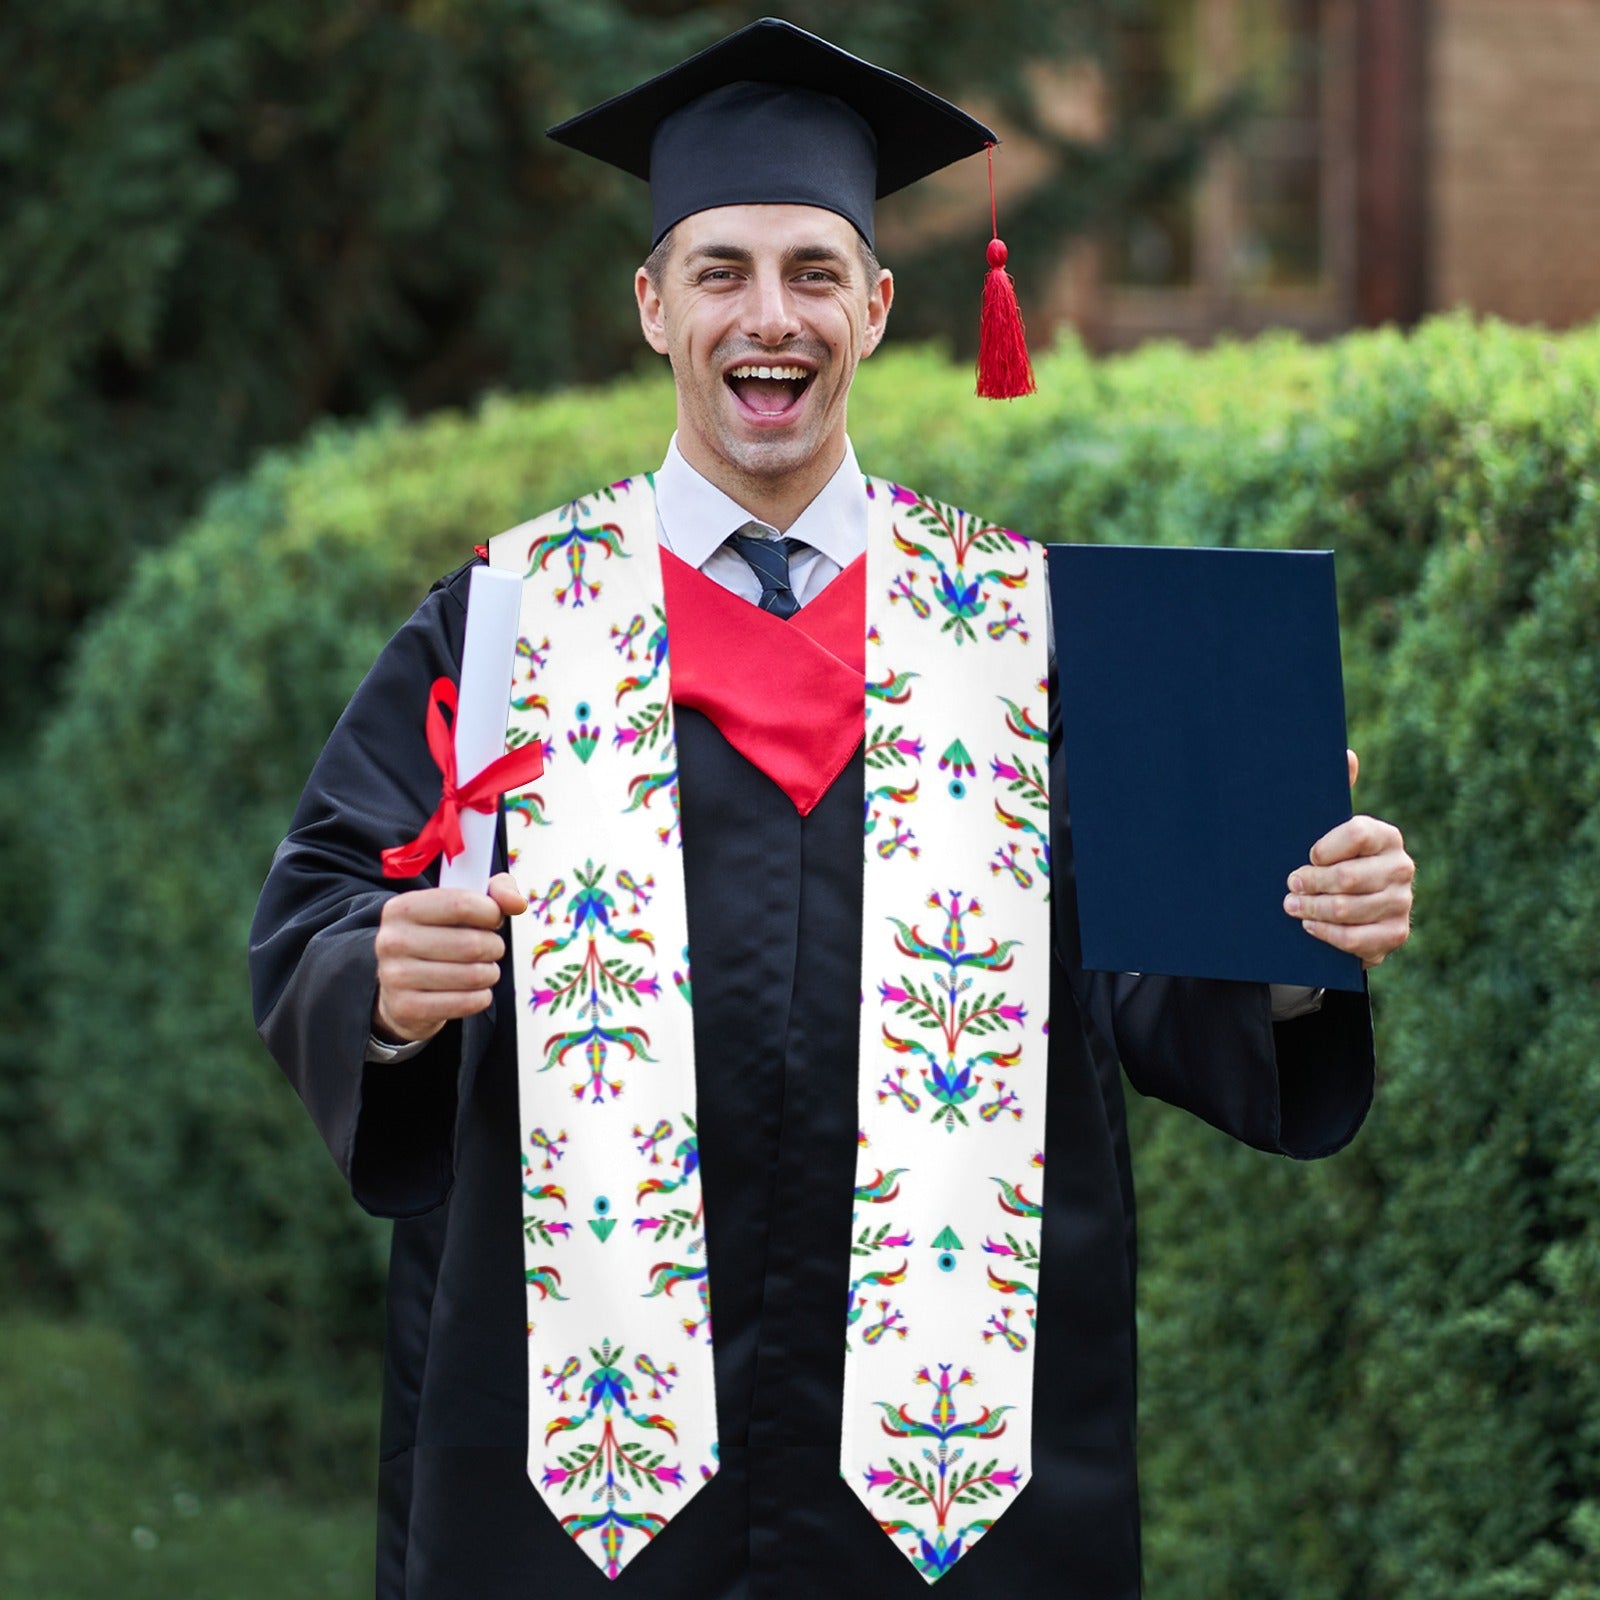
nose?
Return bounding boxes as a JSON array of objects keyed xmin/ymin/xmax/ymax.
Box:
[{"xmin": 744, "ymin": 267, "xmax": 801, "ymax": 347}]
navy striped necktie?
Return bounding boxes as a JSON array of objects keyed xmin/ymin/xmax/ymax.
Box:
[{"xmin": 726, "ymin": 526, "xmax": 807, "ymax": 620}]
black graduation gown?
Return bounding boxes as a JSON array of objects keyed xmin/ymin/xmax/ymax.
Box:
[{"xmin": 250, "ymin": 559, "xmax": 1374, "ymax": 1600}]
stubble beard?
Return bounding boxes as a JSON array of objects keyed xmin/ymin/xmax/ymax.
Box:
[{"xmin": 687, "ymin": 335, "xmax": 843, "ymax": 488}]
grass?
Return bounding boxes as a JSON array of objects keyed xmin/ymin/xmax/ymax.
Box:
[{"xmin": 0, "ymin": 1315, "xmax": 371, "ymax": 1598}]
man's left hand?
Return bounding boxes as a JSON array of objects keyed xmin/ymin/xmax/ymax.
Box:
[{"xmin": 1284, "ymin": 750, "xmax": 1415, "ymax": 969}]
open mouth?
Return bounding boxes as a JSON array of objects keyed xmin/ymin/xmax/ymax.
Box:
[{"xmin": 725, "ymin": 363, "xmax": 813, "ymax": 418}]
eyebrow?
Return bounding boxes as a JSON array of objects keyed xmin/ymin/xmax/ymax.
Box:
[{"xmin": 684, "ymin": 242, "xmax": 855, "ymax": 272}]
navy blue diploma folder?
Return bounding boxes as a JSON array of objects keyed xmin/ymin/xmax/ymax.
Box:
[{"xmin": 1048, "ymin": 544, "xmax": 1364, "ymax": 993}]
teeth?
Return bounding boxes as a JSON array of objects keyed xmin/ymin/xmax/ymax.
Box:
[{"xmin": 727, "ymin": 365, "xmax": 809, "ymax": 381}]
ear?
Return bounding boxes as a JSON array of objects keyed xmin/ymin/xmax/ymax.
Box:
[
  {"xmin": 636, "ymin": 266, "xmax": 670, "ymax": 356},
  {"xmin": 861, "ymin": 268, "xmax": 894, "ymax": 358}
]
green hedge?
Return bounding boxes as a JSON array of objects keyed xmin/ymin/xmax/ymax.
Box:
[
  {"xmin": 1123, "ymin": 325, "xmax": 1600, "ymax": 1600},
  {"xmin": 32, "ymin": 379, "xmax": 677, "ymax": 1480},
  {"xmin": 34, "ymin": 318, "xmax": 1600, "ymax": 1597}
]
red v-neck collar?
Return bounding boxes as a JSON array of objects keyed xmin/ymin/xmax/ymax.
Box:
[{"xmin": 660, "ymin": 550, "xmax": 865, "ymax": 815}]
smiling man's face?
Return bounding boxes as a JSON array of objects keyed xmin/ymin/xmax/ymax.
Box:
[{"xmin": 636, "ymin": 204, "xmax": 893, "ymax": 525}]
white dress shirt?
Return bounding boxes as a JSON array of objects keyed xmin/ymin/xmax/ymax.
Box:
[
  {"xmin": 654, "ymin": 433, "xmax": 865, "ymax": 604},
  {"xmin": 368, "ymin": 436, "xmax": 1318, "ymax": 1058}
]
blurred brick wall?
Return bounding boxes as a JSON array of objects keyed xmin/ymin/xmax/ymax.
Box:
[{"xmin": 1431, "ymin": 0, "xmax": 1600, "ymax": 327}]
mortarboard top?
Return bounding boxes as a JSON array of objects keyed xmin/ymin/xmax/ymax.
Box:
[{"xmin": 546, "ymin": 17, "xmax": 998, "ymax": 248}]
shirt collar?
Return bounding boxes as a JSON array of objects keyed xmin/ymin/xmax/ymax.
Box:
[{"xmin": 654, "ymin": 434, "xmax": 867, "ymax": 571}]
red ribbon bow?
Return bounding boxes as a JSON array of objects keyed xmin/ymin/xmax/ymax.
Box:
[{"xmin": 381, "ymin": 677, "xmax": 545, "ymax": 879}]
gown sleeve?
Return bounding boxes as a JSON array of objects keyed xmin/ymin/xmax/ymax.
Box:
[
  {"xmin": 249, "ymin": 560, "xmax": 500, "ymax": 1216},
  {"xmin": 1046, "ymin": 671, "xmax": 1375, "ymax": 1161}
]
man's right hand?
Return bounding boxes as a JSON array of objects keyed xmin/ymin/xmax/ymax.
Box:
[{"xmin": 372, "ymin": 872, "xmax": 528, "ymax": 1045}]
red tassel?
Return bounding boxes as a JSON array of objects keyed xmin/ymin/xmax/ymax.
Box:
[
  {"xmin": 976, "ymin": 145, "xmax": 1035, "ymax": 400},
  {"xmin": 978, "ymin": 238, "xmax": 1036, "ymax": 399}
]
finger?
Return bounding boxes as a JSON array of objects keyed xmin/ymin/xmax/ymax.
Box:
[
  {"xmin": 1347, "ymin": 748, "xmax": 1359, "ymax": 790},
  {"xmin": 1284, "ymin": 883, "xmax": 1413, "ymax": 926},
  {"xmin": 379, "ymin": 956, "xmax": 504, "ymax": 994},
  {"xmin": 1288, "ymin": 849, "xmax": 1415, "ymax": 899},
  {"xmin": 488, "ymin": 872, "xmax": 529, "ymax": 917},
  {"xmin": 382, "ymin": 887, "xmax": 514, "ymax": 930},
  {"xmin": 1302, "ymin": 915, "xmax": 1410, "ymax": 966},
  {"xmin": 374, "ymin": 985, "xmax": 494, "ymax": 1043},
  {"xmin": 375, "ymin": 923, "xmax": 506, "ymax": 965},
  {"xmin": 1307, "ymin": 814, "xmax": 1405, "ymax": 868}
]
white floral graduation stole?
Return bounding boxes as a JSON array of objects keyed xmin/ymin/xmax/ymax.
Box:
[
  {"xmin": 489, "ymin": 476, "xmax": 707, "ymax": 1582},
  {"xmin": 488, "ymin": 473, "xmax": 1049, "ymax": 1584},
  {"xmin": 846, "ymin": 480, "xmax": 1050, "ymax": 1582}
]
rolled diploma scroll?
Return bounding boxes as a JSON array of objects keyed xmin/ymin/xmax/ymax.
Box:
[{"xmin": 438, "ymin": 565, "xmax": 526, "ymax": 893}]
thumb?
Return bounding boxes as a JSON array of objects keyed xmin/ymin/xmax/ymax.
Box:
[
  {"xmin": 1347, "ymin": 748, "xmax": 1360, "ymax": 792},
  {"xmin": 488, "ymin": 871, "xmax": 529, "ymax": 918}
]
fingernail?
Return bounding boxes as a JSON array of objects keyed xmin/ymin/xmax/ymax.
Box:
[
  {"xmin": 1284, "ymin": 895, "xmax": 1301, "ymax": 916},
  {"xmin": 1289, "ymin": 874, "xmax": 1304, "ymax": 893}
]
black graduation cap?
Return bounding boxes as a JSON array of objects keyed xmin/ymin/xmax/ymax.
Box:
[{"xmin": 546, "ymin": 16, "xmax": 998, "ymax": 249}]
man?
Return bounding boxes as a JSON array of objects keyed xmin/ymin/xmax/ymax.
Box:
[{"xmin": 250, "ymin": 19, "xmax": 1414, "ymax": 1599}]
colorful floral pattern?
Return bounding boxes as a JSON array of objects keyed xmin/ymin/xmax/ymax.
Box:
[
  {"xmin": 883, "ymin": 483, "xmax": 1032, "ymax": 645},
  {"xmin": 526, "ymin": 860, "xmax": 661, "ymax": 1103},
  {"xmin": 491, "ymin": 476, "xmax": 713, "ymax": 1578},
  {"xmin": 491, "ymin": 473, "xmax": 1048, "ymax": 1581},
  {"xmin": 862, "ymin": 1363, "xmax": 1024, "ymax": 1579},
  {"xmin": 848, "ymin": 479, "xmax": 1049, "ymax": 1583},
  {"xmin": 540, "ymin": 1338, "xmax": 686, "ymax": 1577},
  {"xmin": 879, "ymin": 890, "xmax": 1026, "ymax": 1132}
]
